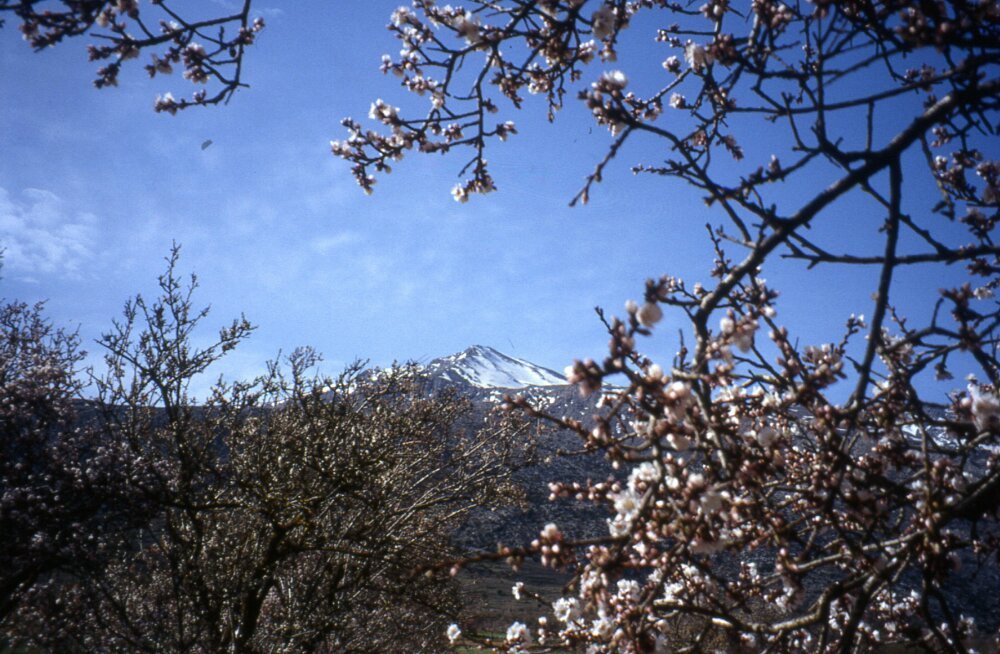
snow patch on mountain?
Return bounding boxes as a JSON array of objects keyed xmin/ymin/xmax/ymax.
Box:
[{"xmin": 427, "ymin": 345, "xmax": 566, "ymax": 389}]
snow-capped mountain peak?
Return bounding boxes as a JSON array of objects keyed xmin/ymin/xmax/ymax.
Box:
[{"xmin": 426, "ymin": 345, "xmax": 566, "ymax": 389}]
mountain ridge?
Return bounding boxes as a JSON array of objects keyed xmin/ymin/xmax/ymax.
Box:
[{"xmin": 423, "ymin": 344, "xmax": 567, "ymax": 390}]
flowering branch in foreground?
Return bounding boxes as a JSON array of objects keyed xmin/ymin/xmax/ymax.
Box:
[
  {"xmin": 339, "ymin": 2, "xmax": 1000, "ymax": 652},
  {"xmin": 1, "ymin": 0, "xmax": 263, "ymax": 112}
]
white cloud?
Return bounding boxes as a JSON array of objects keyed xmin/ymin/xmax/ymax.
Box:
[
  {"xmin": 210, "ymin": 0, "xmax": 283, "ymax": 18},
  {"xmin": 0, "ymin": 186, "xmax": 97, "ymax": 280},
  {"xmin": 311, "ymin": 231, "xmax": 361, "ymax": 253}
]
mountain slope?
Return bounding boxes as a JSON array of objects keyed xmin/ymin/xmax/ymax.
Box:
[
  {"xmin": 424, "ymin": 344, "xmax": 566, "ymax": 389},
  {"xmin": 413, "ymin": 346, "xmax": 611, "ymax": 549}
]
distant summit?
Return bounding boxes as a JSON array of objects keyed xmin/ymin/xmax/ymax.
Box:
[{"xmin": 424, "ymin": 345, "xmax": 566, "ymax": 389}]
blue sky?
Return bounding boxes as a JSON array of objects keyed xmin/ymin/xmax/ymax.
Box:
[{"xmin": 0, "ymin": 2, "xmax": 983, "ymax": 399}]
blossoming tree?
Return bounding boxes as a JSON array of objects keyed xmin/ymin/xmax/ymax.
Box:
[
  {"xmin": 0, "ymin": 299, "xmax": 138, "ymax": 628},
  {"xmin": 329, "ymin": 2, "xmax": 998, "ymax": 652}
]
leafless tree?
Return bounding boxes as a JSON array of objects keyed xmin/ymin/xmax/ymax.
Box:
[{"xmin": 2, "ymin": 249, "xmax": 529, "ymax": 653}]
